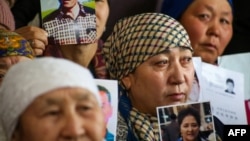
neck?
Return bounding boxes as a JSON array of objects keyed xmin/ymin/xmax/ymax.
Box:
[
  {"xmin": 59, "ymin": 42, "xmax": 98, "ymax": 67},
  {"xmin": 63, "ymin": 3, "xmax": 80, "ymax": 19}
]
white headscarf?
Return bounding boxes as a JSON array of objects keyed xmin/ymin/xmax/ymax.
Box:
[{"xmin": 0, "ymin": 57, "xmax": 101, "ymax": 141}]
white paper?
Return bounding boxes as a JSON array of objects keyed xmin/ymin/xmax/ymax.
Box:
[
  {"xmin": 201, "ymin": 62, "xmax": 247, "ymax": 124},
  {"xmin": 218, "ymin": 52, "xmax": 250, "ymax": 100},
  {"xmin": 188, "ymin": 57, "xmax": 204, "ymax": 102}
]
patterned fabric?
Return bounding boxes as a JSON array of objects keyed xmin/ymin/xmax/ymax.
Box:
[
  {"xmin": 91, "ymin": 40, "xmax": 108, "ymax": 79},
  {"xmin": 0, "ymin": 29, "xmax": 34, "ymax": 58},
  {"xmin": 116, "ymin": 88, "xmax": 159, "ymax": 141},
  {"xmin": 103, "ymin": 12, "xmax": 192, "ymax": 85},
  {"xmin": 130, "ymin": 108, "xmax": 159, "ymax": 141},
  {"xmin": 161, "ymin": 0, "xmax": 233, "ymax": 20},
  {"xmin": 43, "ymin": 3, "xmax": 96, "ymax": 45},
  {"xmin": 116, "ymin": 106, "xmax": 160, "ymax": 141},
  {"xmin": 116, "ymin": 112, "xmax": 129, "ymax": 141}
]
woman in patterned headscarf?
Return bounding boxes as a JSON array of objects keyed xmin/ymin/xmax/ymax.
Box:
[
  {"xmin": 0, "ymin": 29, "xmax": 34, "ymax": 84},
  {"xmin": 102, "ymin": 12, "xmax": 194, "ymax": 141}
]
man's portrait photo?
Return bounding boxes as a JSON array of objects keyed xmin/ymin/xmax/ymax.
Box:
[
  {"xmin": 225, "ymin": 78, "xmax": 235, "ymax": 94},
  {"xmin": 98, "ymin": 85, "xmax": 114, "ymax": 141},
  {"xmin": 41, "ymin": 0, "xmax": 96, "ymax": 45}
]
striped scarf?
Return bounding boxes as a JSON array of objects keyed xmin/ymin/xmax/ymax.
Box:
[{"xmin": 130, "ymin": 108, "xmax": 160, "ymax": 141}]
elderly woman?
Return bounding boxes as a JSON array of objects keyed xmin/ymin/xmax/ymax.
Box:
[
  {"xmin": 102, "ymin": 12, "xmax": 194, "ymax": 140},
  {"xmin": 0, "ymin": 57, "xmax": 106, "ymax": 141},
  {"xmin": 161, "ymin": 0, "xmax": 233, "ymax": 65}
]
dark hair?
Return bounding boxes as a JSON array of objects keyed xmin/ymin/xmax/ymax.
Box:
[
  {"xmin": 170, "ymin": 113, "xmax": 177, "ymax": 120},
  {"xmin": 177, "ymin": 106, "xmax": 201, "ymax": 127},
  {"xmin": 226, "ymin": 78, "xmax": 234, "ymax": 86},
  {"xmin": 98, "ymin": 85, "xmax": 111, "ymax": 102}
]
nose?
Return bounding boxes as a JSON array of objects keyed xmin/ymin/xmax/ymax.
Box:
[
  {"xmin": 61, "ymin": 112, "xmax": 85, "ymax": 140},
  {"xmin": 168, "ymin": 63, "xmax": 185, "ymax": 85},
  {"xmin": 187, "ymin": 126, "xmax": 193, "ymax": 131},
  {"xmin": 207, "ymin": 19, "xmax": 221, "ymax": 37}
]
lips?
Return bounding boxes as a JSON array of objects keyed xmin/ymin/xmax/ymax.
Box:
[
  {"xmin": 200, "ymin": 41, "xmax": 218, "ymax": 52},
  {"xmin": 167, "ymin": 93, "xmax": 185, "ymax": 101}
]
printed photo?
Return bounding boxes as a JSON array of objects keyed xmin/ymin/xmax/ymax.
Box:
[
  {"xmin": 224, "ymin": 78, "xmax": 235, "ymax": 94},
  {"xmin": 95, "ymin": 79, "xmax": 118, "ymax": 141},
  {"xmin": 40, "ymin": 0, "xmax": 96, "ymax": 45},
  {"xmin": 157, "ymin": 101, "xmax": 216, "ymax": 141}
]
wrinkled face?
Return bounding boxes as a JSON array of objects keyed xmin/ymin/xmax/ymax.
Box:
[
  {"xmin": 180, "ymin": 0, "xmax": 233, "ymax": 65},
  {"xmin": 122, "ymin": 47, "xmax": 194, "ymax": 115},
  {"xmin": 0, "ymin": 56, "xmax": 31, "ymax": 85},
  {"xmin": 99, "ymin": 90, "xmax": 112, "ymax": 124},
  {"xmin": 60, "ymin": 0, "xmax": 78, "ymax": 8},
  {"xmin": 95, "ymin": 0, "xmax": 109, "ymax": 40},
  {"xmin": 180, "ymin": 115, "xmax": 200, "ymax": 141},
  {"xmin": 12, "ymin": 87, "xmax": 105, "ymax": 141}
]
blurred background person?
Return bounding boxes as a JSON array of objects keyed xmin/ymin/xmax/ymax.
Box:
[{"xmin": 161, "ymin": 0, "xmax": 233, "ymax": 65}]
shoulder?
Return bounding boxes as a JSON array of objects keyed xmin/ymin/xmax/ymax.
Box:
[{"xmin": 43, "ymin": 9, "xmax": 61, "ymax": 23}]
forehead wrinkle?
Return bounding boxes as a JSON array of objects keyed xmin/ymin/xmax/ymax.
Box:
[
  {"xmin": 44, "ymin": 90, "xmax": 95, "ymax": 106},
  {"xmin": 74, "ymin": 91, "xmax": 94, "ymax": 102},
  {"xmin": 203, "ymin": 3, "xmax": 232, "ymax": 15}
]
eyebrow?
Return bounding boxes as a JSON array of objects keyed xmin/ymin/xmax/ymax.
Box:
[
  {"xmin": 44, "ymin": 92, "xmax": 93, "ymax": 106},
  {"xmin": 204, "ymin": 4, "xmax": 232, "ymax": 16}
]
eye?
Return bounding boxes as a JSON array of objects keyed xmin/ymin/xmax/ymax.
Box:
[
  {"xmin": 220, "ymin": 18, "xmax": 230, "ymax": 25},
  {"xmin": 45, "ymin": 110, "xmax": 60, "ymax": 116},
  {"xmin": 183, "ymin": 124, "xmax": 189, "ymax": 128},
  {"xmin": 181, "ymin": 57, "xmax": 192, "ymax": 64},
  {"xmin": 155, "ymin": 60, "xmax": 169, "ymax": 66},
  {"xmin": 198, "ymin": 14, "xmax": 210, "ymax": 21},
  {"xmin": 78, "ymin": 105, "xmax": 93, "ymax": 112},
  {"xmin": 191, "ymin": 123, "xmax": 199, "ymax": 128}
]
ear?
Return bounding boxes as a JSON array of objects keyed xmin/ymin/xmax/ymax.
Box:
[{"xmin": 121, "ymin": 75, "xmax": 132, "ymax": 90}]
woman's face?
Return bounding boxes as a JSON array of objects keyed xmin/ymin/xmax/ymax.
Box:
[
  {"xmin": 122, "ymin": 47, "xmax": 194, "ymax": 115},
  {"xmin": 96, "ymin": 0, "xmax": 109, "ymax": 40},
  {"xmin": 180, "ymin": 0, "xmax": 233, "ymax": 65},
  {"xmin": 12, "ymin": 87, "xmax": 105, "ymax": 141},
  {"xmin": 0, "ymin": 56, "xmax": 31, "ymax": 85},
  {"xmin": 180, "ymin": 115, "xmax": 200, "ymax": 141}
]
